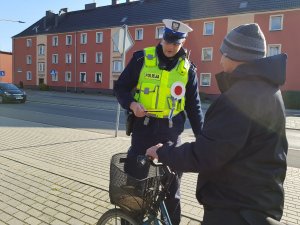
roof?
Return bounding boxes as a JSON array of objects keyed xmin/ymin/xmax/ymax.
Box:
[{"xmin": 13, "ymin": 0, "xmax": 300, "ymax": 38}]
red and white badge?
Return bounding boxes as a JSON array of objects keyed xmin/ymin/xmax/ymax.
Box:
[{"xmin": 171, "ymin": 82, "xmax": 185, "ymax": 100}]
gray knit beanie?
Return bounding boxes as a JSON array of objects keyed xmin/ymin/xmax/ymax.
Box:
[{"xmin": 220, "ymin": 23, "xmax": 266, "ymax": 61}]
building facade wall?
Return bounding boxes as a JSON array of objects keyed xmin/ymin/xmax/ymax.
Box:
[
  {"xmin": 255, "ymin": 9, "xmax": 300, "ymax": 92},
  {"xmin": 0, "ymin": 52, "xmax": 12, "ymax": 83},
  {"xmin": 12, "ymin": 8, "xmax": 300, "ymax": 95}
]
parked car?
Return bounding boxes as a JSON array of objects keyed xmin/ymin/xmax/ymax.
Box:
[{"xmin": 0, "ymin": 82, "xmax": 27, "ymax": 103}]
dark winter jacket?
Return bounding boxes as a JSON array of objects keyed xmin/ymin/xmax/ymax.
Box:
[
  {"xmin": 157, "ymin": 53, "xmax": 288, "ymax": 220},
  {"xmin": 114, "ymin": 43, "xmax": 203, "ymax": 136}
]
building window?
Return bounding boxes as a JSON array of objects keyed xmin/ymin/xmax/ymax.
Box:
[
  {"xmin": 26, "ymin": 39, "xmax": 32, "ymax": 47},
  {"xmin": 80, "ymin": 72, "xmax": 87, "ymax": 82},
  {"xmin": 80, "ymin": 53, "xmax": 87, "ymax": 63},
  {"xmin": 113, "ymin": 42, "xmax": 119, "ymax": 52},
  {"xmin": 156, "ymin": 26, "xmax": 164, "ymax": 39},
  {"xmin": 26, "ymin": 71, "xmax": 32, "ymax": 80},
  {"xmin": 270, "ymin": 15, "xmax": 283, "ymax": 31},
  {"xmin": 95, "ymin": 72, "xmax": 102, "ymax": 83},
  {"xmin": 113, "ymin": 60, "xmax": 123, "ymax": 72},
  {"xmin": 38, "ymin": 44, "xmax": 45, "ymax": 56},
  {"xmin": 38, "ymin": 62, "xmax": 45, "ymax": 72},
  {"xmin": 52, "ymin": 36, "xmax": 58, "ymax": 46},
  {"xmin": 202, "ymin": 47, "xmax": 213, "ymax": 61},
  {"xmin": 80, "ymin": 33, "xmax": 87, "ymax": 44},
  {"xmin": 203, "ymin": 21, "xmax": 214, "ymax": 35},
  {"xmin": 65, "ymin": 71, "xmax": 72, "ymax": 82},
  {"xmin": 26, "ymin": 55, "xmax": 32, "ymax": 64},
  {"xmin": 96, "ymin": 52, "xmax": 103, "ymax": 63},
  {"xmin": 200, "ymin": 73, "xmax": 211, "ymax": 86},
  {"xmin": 268, "ymin": 44, "xmax": 281, "ymax": 56},
  {"xmin": 135, "ymin": 28, "xmax": 143, "ymax": 40},
  {"xmin": 51, "ymin": 72, "xmax": 58, "ymax": 81},
  {"xmin": 96, "ymin": 32, "xmax": 103, "ymax": 43},
  {"xmin": 65, "ymin": 53, "xmax": 72, "ymax": 64},
  {"xmin": 66, "ymin": 35, "xmax": 72, "ymax": 45},
  {"xmin": 52, "ymin": 54, "xmax": 58, "ymax": 64}
]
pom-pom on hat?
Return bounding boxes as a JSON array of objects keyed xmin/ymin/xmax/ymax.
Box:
[
  {"xmin": 162, "ymin": 19, "xmax": 193, "ymax": 44},
  {"xmin": 220, "ymin": 23, "xmax": 267, "ymax": 61}
]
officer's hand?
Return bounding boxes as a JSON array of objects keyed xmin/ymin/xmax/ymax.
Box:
[
  {"xmin": 130, "ymin": 102, "xmax": 146, "ymax": 117},
  {"xmin": 146, "ymin": 143, "xmax": 163, "ymax": 160}
]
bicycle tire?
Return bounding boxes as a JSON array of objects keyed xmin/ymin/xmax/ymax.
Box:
[{"xmin": 97, "ymin": 208, "xmax": 139, "ymax": 225}]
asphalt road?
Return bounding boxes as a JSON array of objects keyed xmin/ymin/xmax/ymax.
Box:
[{"xmin": 0, "ymin": 90, "xmax": 299, "ymax": 167}]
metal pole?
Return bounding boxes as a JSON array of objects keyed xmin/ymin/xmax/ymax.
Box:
[{"xmin": 115, "ymin": 25, "xmax": 127, "ymax": 137}]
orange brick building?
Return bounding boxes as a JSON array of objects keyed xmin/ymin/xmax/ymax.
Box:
[
  {"xmin": 12, "ymin": 0, "xmax": 300, "ymax": 97},
  {"xmin": 0, "ymin": 51, "xmax": 13, "ymax": 83}
]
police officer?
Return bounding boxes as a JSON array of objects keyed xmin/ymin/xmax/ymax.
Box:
[{"xmin": 114, "ymin": 19, "xmax": 204, "ymax": 225}]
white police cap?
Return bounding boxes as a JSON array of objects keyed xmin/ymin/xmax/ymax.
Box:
[{"xmin": 162, "ymin": 19, "xmax": 193, "ymax": 43}]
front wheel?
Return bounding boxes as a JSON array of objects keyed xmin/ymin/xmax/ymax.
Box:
[{"xmin": 97, "ymin": 208, "xmax": 139, "ymax": 225}]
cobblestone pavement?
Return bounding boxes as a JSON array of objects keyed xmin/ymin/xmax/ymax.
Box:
[{"xmin": 0, "ymin": 115, "xmax": 299, "ymax": 225}]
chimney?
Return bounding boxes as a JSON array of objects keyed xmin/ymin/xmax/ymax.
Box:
[
  {"xmin": 112, "ymin": 0, "xmax": 118, "ymax": 5},
  {"xmin": 126, "ymin": 0, "xmax": 130, "ymax": 2},
  {"xmin": 44, "ymin": 10, "xmax": 55, "ymax": 29},
  {"xmin": 59, "ymin": 8, "xmax": 68, "ymax": 14},
  {"xmin": 85, "ymin": 3, "xmax": 96, "ymax": 10}
]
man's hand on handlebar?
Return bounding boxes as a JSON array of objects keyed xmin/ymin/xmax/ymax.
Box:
[{"xmin": 146, "ymin": 143, "xmax": 163, "ymax": 160}]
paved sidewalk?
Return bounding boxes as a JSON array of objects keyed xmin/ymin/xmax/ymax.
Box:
[{"xmin": 0, "ymin": 115, "xmax": 299, "ymax": 225}]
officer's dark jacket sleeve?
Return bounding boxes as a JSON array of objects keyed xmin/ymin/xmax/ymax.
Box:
[
  {"xmin": 113, "ymin": 51, "xmax": 144, "ymax": 110},
  {"xmin": 157, "ymin": 94, "xmax": 250, "ymax": 172},
  {"xmin": 185, "ymin": 63, "xmax": 204, "ymax": 136}
]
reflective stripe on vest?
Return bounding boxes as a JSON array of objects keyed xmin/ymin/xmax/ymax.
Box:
[{"xmin": 134, "ymin": 46, "xmax": 189, "ymax": 118}]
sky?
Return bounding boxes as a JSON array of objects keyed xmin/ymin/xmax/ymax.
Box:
[{"xmin": 0, "ymin": 0, "xmax": 133, "ymax": 52}]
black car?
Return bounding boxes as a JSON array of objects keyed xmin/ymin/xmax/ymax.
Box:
[{"xmin": 0, "ymin": 82, "xmax": 27, "ymax": 103}]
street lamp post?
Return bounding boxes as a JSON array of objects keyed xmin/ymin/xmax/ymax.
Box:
[{"xmin": 0, "ymin": 19, "xmax": 25, "ymax": 23}]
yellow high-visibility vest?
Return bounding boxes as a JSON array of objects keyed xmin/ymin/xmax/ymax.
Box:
[{"xmin": 134, "ymin": 46, "xmax": 189, "ymax": 118}]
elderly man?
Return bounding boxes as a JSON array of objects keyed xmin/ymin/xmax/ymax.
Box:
[{"xmin": 146, "ymin": 23, "xmax": 288, "ymax": 225}]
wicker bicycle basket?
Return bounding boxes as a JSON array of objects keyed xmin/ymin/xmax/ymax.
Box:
[{"xmin": 109, "ymin": 153, "xmax": 162, "ymax": 215}]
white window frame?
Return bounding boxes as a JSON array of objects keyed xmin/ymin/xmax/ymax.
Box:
[
  {"xmin": 26, "ymin": 39, "xmax": 32, "ymax": 47},
  {"xmin": 38, "ymin": 44, "xmax": 45, "ymax": 56},
  {"xmin": 26, "ymin": 55, "xmax": 32, "ymax": 64},
  {"xmin": 52, "ymin": 54, "xmax": 58, "ymax": 64},
  {"xmin": 202, "ymin": 47, "xmax": 213, "ymax": 61},
  {"xmin": 200, "ymin": 73, "xmax": 211, "ymax": 87},
  {"xmin": 113, "ymin": 60, "xmax": 123, "ymax": 72},
  {"xmin": 96, "ymin": 32, "xmax": 103, "ymax": 43},
  {"xmin": 80, "ymin": 53, "xmax": 87, "ymax": 63},
  {"xmin": 269, "ymin": 15, "xmax": 283, "ymax": 31},
  {"xmin": 96, "ymin": 52, "xmax": 103, "ymax": 63},
  {"xmin": 65, "ymin": 53, "xmax": 72, "ymax": 64},
  {"xmin": 66, "ymin": 35, "xmax": 72, "ymax": 45},
  {"xmin": 80, "ymin": 72, "xmax": 87, "ymax": 82},
  {"xmin": 156, "ymin": 26, "xmax": 164, "ymax": 39},
  {"xmin": 267, "ymin": 44, "xmax": 281, "ymax": 56},
  {"xmin": 65, "ymin": 71, "xmax": 72, "ymax": 82},
  {"xmin": 203, "ymin": 21, "xmax": 215, "ymax": 35},
  {"xmin": 26, "ymin": 71, "xmax": 32, "ymax": 80},
  {"xmin": 38, "ymin": 62, "xmax": 45, "ymax": 72},
  {"xmin": 52, "ymin": 36, "xmax": 58, "ymax": 46},
  {"xmin": 135, "ymin": 28, "xmax": 144, "ymax": 40},
  {"xmin": 95, "ymin": 72, "xmax": 103, "ymax": 83},
  {"xmin": 80, "ymin": 33, "xmax": 87, "ymax": 44},
  {"xmin": 51, "ymin": 72, "xmax": 58, "ymax": 82}
]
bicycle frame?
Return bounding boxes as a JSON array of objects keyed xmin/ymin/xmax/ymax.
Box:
[{"xmin": 143, "ymin": 201, "xmax": 172, "ymax": 225}]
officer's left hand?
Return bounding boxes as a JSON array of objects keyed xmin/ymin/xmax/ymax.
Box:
[{"xmin": 146, "ymin": 143, "xmax": 163, "ymax": 160}]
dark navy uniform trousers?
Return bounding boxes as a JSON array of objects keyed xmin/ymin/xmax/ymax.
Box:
[{"xmin": 125, "ymin": 114, "xmax": 186, "ymax": 225}]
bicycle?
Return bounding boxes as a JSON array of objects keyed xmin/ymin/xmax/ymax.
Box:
[{"xmin": 97, "ymin": 153, "xmax": 176, "ymax": 225}]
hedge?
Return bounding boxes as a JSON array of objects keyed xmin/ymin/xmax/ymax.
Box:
[{"xmin": 282, "ymin": 91, "xmax": 300, "ymax": 109}]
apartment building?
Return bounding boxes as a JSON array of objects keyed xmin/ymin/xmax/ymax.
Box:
[{"xmin": 12, "ymin": 0, "xmax": 300, "ymax": 97}]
